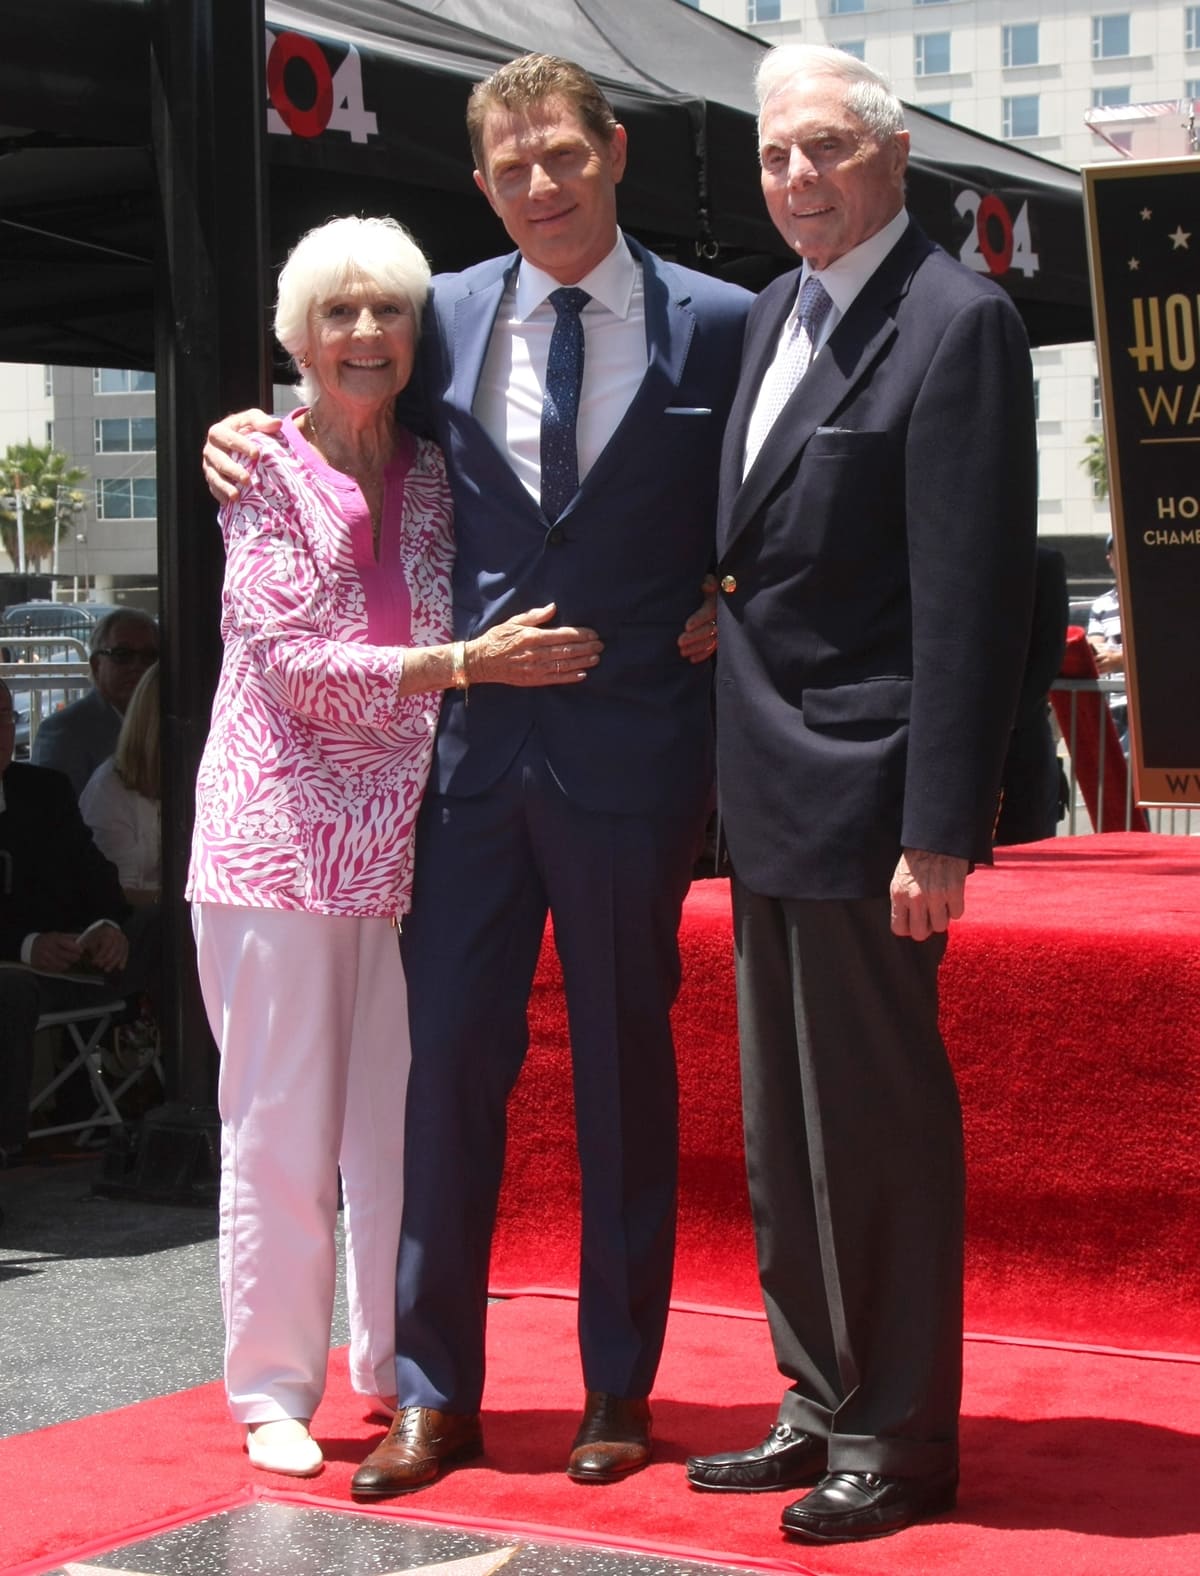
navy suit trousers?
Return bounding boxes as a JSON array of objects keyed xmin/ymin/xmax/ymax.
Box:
[{"xmin": 394, "ymin": 737, "xmax": 703, "ymax": 1412}]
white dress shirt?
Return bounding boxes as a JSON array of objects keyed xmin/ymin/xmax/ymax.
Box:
[
  {"xmin": 743, "ymin": 207, "xmax": 911, "ymax": 477},
  {"xmin": 473, "ymin": 235, "xmax": 648, "ymax": 507}
]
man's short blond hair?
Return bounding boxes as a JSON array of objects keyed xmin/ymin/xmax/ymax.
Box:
[{"xmin": 467, "ymin": 54, "xmax": 619, "ymax": 173}]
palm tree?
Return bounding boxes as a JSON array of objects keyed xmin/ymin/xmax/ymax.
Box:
[
  {"xmin": 1080, "ymin": 431, "xmax": 1108, "ymax": 501},
  {"xmin": 0, "ymin": 442, "xmax": 87, "ymax": 570}
]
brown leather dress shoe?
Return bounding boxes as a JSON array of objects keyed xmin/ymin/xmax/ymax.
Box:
[
  {"xmin": 350, "ymin": 1406, "xmax": 483, "ymax": 1498},
  {"xmin": 566, "ymin": 1390, "xmax": 652, "ymax": 1483}
]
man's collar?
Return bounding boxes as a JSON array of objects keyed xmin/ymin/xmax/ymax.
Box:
[
  {"xmin": 514, "ymin": 234, "xmax": 636, "ymax": 320},
  {"xmin": 798, "ymin": 207, "xmax": 910, "ymax": 317}
]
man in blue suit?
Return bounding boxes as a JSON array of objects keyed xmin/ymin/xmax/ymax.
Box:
[
  {"xmin": 333, "ymin": 56, "xmax": 751, "ymax": 1492},
  {"xmin": 684, "ymin": 47, "xmax": 1036, "ymax": 1543}
]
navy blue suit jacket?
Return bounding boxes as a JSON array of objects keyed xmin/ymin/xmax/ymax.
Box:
[
  {"xmin": 410, "ymin": 235, "xmax": 751, "ymax": 818},
  {"xmin": 715, "ymin": 221, "xmax": 1037, "ymax": 899}
]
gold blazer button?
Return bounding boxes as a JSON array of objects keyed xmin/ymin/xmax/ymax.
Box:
[{"xmin": 720, "ymin": 574, "xmax": 737, "ymax": 594}]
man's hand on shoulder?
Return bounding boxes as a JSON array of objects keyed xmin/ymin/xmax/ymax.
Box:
[
  {"xmin": 202, "ymin": 409, "xmax": 280, "ymax": 506},
  {"xmin": 889, "ymin": 849, "xmax": 969, "ymax": 942}
]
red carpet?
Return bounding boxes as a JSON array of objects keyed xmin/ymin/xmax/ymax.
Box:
[
  {"xmin": 5, "ymin": 834, "xmax": 1198, "ymax": 1573},
  {"xmin": 500, "ymin": 835, "xmax": 1200, "ymax": 1351},
  {"xmin": 5, "ymin": 1295, "xmax": 1200, "ymax": 1576}
]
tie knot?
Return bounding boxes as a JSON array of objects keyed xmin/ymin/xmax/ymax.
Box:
[
  {"xmin": 549, "ymin": 286, "xmax": 590, "ymax": 320},
  {"xmin": 796, "ymin": 274, "xmax": 832, "ymax": 330}
]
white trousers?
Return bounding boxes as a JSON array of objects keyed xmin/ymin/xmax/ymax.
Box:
[{"xmin": 193, "ymin": 903, "xmax": 409, "ymax": 1425}]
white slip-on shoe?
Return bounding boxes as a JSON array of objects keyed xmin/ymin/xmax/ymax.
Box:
[{"xmin": 245, "ymin": 1418, "xmax": 324, "ymax": 1477}]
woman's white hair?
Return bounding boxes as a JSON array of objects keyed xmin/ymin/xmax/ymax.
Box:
[
  {"xmin": 755, "ymin": 44, "xmax": 905, "ymax": 143},
  {"xmin": 274, "ymin": 215, "xmax": 432, "ymax": 402}
]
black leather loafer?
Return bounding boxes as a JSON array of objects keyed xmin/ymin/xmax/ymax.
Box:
[
  {"xmin": 685, "ymin": 1422, "xmax": 826, "ymax": 1492},
  {"xmin": 780, "ymin": 1467, "xmax": 958, "ymax": 1543}
]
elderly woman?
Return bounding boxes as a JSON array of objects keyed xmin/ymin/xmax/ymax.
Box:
[{"xmin": 187, "ymin": 215, "xmax": 601, "ymax": 1478}]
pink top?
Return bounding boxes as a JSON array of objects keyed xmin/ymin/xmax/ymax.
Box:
[{"xmin": 186, "ymin": 413, "xmax": 454, "ymax": 918}]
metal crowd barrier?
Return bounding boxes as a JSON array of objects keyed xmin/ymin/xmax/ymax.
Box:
[
  {"xmin": 1050, "ymin": 675, "xmax": 1198, "ymax": 837},
  {"xmin": 1, "ymin": 637, "xmax": 93, "ymax": 756}
]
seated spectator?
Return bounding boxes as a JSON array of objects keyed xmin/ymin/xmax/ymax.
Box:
[
  {"xmin": 995, "ymin": 546, "xmax": 1069, "ymax": 845},
  {"xmin": 80, "ymin": 663, "xmax": 160, "ymax": 903},
  {"xmin": 0, "ymin": 679, "xmax": 158, "ymax": 1162},
  {"xmin": 32, "ymin": 609, "xmax": 159, "ymax": 797}
]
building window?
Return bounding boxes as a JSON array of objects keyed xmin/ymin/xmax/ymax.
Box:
[
  {"xmin": 922, "ymin": 102, "xmax": 952, "ymax": 120},
  {"xmin": 748, "ymin": 0, "xmax": 781, "ymax": 21},
  {"xmin": 1091, "ymin": 85, "xmax": 1130, "ymax": 108},
  {"xmin": 1187, "ymin": 79, "xmax": 1200, "ymax": 99},
  {"xmin": 1092, "ymin": 377, "xmax": 1103, "ymax": 421},
  {"xmin": 45, "ymin": 421, "xmax": 54, "ymax": 446},
  {"xmin": 42, "ymin": 367, "xmax": 53, "ymax": 397},
  {"xmin": 1033, "ymin": 380, "xmax": 1041, "ymax": 421},
  {"xmin": 1187, "ymin": 7, "xmax": 1200, "ymax": 50},
  {"xmin": 1002, "ymin": 23, "xmax": 1039, "ymax": 68},
  {"xmin": 94, "ymin": 417, "xmax": 156, "ymax": 454},
  {"xmin": 96, "ymin": 478, "xmax": 158, "ymax": 520},
  {"xmin": 839, "ymin": 40, "xmax": 866, "ymax": 60},
  {"xmin": 829, "ymin": 0, "xmax": 864, "ymax": 12},
  {"xmin": 1092, "ymin": 14, "xmax": 1130, "ymax": 60},
  {"xmin": 915, "ymin": 33, "xmax": 951, "ymax": 76},
  {"xmin": 1003, "ymin": 95, "xmax": 1040, "ymax": 138},
  {"xmin": 92, "ymin": 368, "xmax": 156, "ymax": 396}
]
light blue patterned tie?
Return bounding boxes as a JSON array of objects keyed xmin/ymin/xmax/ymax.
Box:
[
  {"xmin": 540, "ymin": 286, "xmax": 591, "ymax": 521},
  {"xmin": 743, "ymin": 274, "xmax": 834, "ymax": 472}
]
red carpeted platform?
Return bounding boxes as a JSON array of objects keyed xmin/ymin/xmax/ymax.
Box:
[
  {"xmin": 500, "ymin": 833, "xmax": 1200, "ymax": 1353},
  {"xmin": 5, "ymin": 833, "xmax": 1199, "ymax": 1575},
  {"xmin": 6, "ymin": 1296, "xmax": 1200, "ymax": 1576}
]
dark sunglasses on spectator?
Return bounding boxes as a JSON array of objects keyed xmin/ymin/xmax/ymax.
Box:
[{"xmin": 95, "ymin": 646, "xmax": 159, "ymax": 665}]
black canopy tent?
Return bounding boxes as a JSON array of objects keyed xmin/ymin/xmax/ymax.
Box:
[
  {"xmin": 1, "ymin": 0, "xmax": 1093, "ymax": 367},
  {"xmin": 0, "ymin": 0, "xmax": 1095, "ymax": 1133}
]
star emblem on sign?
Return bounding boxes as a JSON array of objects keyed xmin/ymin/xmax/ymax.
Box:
[
  {"xmin": 1128, "ymin": 257, "xmax": 1141, "ymax": 270},
  {"xmin": 1169, "ymin": 224, "xmax": 1192, "ymax": 249},
  {"xmin": 1141, "ymin": 207, "xmax": 1153, "ymax": 220},
  {"xmin": 64, "ymin": 1547, "xmax": 522, "ymax": 1576}
]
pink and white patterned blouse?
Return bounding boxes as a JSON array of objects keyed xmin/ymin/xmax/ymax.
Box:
[{"xmin": 187, "ymin": 412, "xmax": 454, "ymax": 919}]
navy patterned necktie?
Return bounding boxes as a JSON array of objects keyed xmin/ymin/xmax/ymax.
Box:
[{"xmin": 540, "ymin": 286, "xmax": 591, "ymax": 521}]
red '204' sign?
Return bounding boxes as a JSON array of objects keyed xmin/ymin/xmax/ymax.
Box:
[
  {"xmin": 955, "ymin": 190, "xmax": 1040, "ymax": 278},
  {"xmin": 265, "ymin": 30, "xmax": 378, "ymax": 144}
]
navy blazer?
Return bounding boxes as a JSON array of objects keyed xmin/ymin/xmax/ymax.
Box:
[
  {"xmin": 410, "ymin": 235, "xmax": 751, "ymax": 818},
  {"xmin": 715, "ymin": 221, "xmax": 1037, "ymax": 900}
]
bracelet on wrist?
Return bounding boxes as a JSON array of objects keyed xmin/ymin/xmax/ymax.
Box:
[{"xmin": 451, "ymin": 639, "xmax": 469, "ymax": 691}]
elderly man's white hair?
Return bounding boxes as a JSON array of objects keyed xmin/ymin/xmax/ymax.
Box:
[{"xmin": 755, "ymin": 44, "xmax": 905, "ymax": 143}]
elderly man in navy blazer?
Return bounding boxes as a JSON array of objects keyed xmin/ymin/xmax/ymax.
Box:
[{"xmin": 683, "ymin": 47, "xmax": 1036, "ymax": 1543}]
